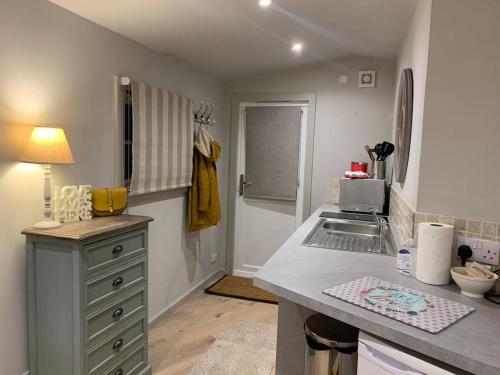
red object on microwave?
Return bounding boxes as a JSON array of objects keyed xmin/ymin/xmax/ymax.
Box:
[{"xmin": 351, "ymin": 162, "xmax": 368, "ymax": 173}]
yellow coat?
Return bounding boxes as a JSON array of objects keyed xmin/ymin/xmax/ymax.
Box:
[{"xmin": 188, "ymin": 129, "xmax": 221, "ymax": 232}]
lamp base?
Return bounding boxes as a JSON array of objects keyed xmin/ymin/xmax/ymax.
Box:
[{"xmin": 33, "ymin": 220, "xmax": 62, "ymax": 229}]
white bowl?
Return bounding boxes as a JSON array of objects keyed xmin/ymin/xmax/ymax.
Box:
[{"xmin": 450, "ymin": 267, "xmax": 498, "ymax": 298}]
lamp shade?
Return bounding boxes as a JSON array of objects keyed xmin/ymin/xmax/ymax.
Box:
[{"xmin": 20, "ymin": 126, "xmax": 74, "ymax": 164}]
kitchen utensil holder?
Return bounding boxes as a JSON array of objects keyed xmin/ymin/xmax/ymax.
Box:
[{"xmin": 373, "ymin": 161, "xmax": 386, "ymax": 180}]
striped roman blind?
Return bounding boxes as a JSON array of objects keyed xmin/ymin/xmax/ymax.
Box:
[{"xmin": 129, "ymin": 80, "xmax": 194, "ymax": 195}]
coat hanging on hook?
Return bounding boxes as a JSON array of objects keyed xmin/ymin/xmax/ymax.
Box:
[{"xmin": 188, "ymin": 125, "xmax": 221, "ymax": 232}]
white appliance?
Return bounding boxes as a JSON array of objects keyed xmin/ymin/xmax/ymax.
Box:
[{"xmin": 357, "ymin": 332, "xmax": 455, "ymax": 375}]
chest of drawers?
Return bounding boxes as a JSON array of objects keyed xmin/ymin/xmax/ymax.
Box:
[{"xmin": 23, "ymin": 215, "xmax": 153, "ymax": 375}]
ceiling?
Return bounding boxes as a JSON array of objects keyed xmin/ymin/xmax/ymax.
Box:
[{"xmin": 49, "ymin": 0, "xmax": 416, "ymax": 81}]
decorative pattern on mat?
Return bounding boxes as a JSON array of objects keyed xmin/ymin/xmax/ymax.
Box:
[
  {"xmin": 188, "ymin": 320, "xmax": 276, "ymax": 375},
  {"xmin": 323, "ymin": 276, "xmax": 474, "ymax": 333}
]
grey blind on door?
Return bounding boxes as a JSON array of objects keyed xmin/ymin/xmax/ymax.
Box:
[{"xmin": 245, "ymin": 106, "xmax": 301, "ymax": 201}]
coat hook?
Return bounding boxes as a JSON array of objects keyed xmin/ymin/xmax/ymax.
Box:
[
  {"xmin": 206, "ymin": 103, "xmax": 215, "ymax": 119},
  {"xmin": 193, "ymin": 100, "xmax": 215, "ymax": 126},
  {"xmin": 201, "ymin": 102, "xmax": 210, "ymax": 122}
]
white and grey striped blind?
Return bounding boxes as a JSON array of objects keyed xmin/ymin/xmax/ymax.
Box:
[{"xmin": 129, "ymin": 80, "xmax": 194, "ymax": 195}]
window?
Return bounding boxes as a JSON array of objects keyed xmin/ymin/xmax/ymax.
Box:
[
  {"xmin": 122, "ymin": 85, "xmax": 133, "ymax": 189},
  {"xmin": 119, "ymin": 79, "xmax": 194, "ymax": 195}
]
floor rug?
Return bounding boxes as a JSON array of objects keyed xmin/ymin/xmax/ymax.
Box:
[
  {"xmin": 187, "ymin": 320, "xmax": 277, "ymax": 375},
  {"xmin": 205, "ymin": 275, "xmax": 278, "ymax": 304}
]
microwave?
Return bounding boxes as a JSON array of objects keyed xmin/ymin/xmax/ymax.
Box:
[{"xmin": 339, "ymin": 178, "xmax": 386, "ymax": 214}]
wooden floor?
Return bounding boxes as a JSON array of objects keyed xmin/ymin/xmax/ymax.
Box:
[{"xmin": 149, "ymin": 291, "xmax": 278, "ymax": 375}]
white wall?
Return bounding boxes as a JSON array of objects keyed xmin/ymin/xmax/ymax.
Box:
[
  {"xmin": 418, "ymin": 0, "xmax": 500, "ymax": 221},
  {"xmin": 391, "ymin": 0, "xmax": 432, "ymax": 210},
  {"xmin": 0, "ymin": 1, "xmax": 228, "ymax": 374},
  {"xmin": 227, "ymin": 58, "xmax": 396, "ymax": 211}
]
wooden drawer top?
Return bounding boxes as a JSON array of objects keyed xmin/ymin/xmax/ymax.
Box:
[{"xmin": 22, "ymin": 215, "xmax": 153, "ymax": 240}]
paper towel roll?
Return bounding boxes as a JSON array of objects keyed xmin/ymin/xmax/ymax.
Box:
[{"xmin": 416, "ymin": 222, "xmax": 454, "ymax": 285}]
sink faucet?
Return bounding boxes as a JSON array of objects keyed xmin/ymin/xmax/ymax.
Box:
[
  {"xmin": 369, "ymin": 207, "xmax": 380, "ymax": 228},
  {"xmin": 369, "ymin": 208, "xmax": 388, "ymax": 234},
  {"xmin": 369, "ymin": 208, "xmax": 388, "ymax": 252}
]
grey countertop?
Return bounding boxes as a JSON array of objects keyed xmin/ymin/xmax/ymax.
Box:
[{"xmin": 254, "ymin": 204, "xmax": 500, "ymax": 375}]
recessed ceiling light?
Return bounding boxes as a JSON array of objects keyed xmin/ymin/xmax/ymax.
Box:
[
  {"xmin": 259, "ymin": 0, "xmax": 272, "ymax": 7},
  {"xmin": 291, "ymin": 42, "xmax": 304, "ymax": 54}
]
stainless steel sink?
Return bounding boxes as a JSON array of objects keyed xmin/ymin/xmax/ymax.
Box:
[
  {"xmin": 302, "ymin": 213, "xmax": 395, "ymax": 256},
  {"xmin": 322, "ymin": 220, "xmax": 380, "ymax": 236}
]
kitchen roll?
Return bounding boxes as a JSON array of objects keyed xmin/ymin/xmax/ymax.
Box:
[{"xmin": 416, "ymin": 222, "xmax": 454, "ymax": 285}]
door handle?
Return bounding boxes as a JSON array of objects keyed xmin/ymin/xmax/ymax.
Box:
[
  {"xmin": 239, "ymin": 174, "xmax": 252, "ymax": 196},
  {"xmin": 358, "ymin": 343, "xmax": 424, "ymax": 375}
]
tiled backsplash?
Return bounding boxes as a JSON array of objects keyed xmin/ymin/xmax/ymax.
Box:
[
  {"xmin": 327, "ymin": 177, "xmax": 340, "ymax": 204},
  {"xmin": 414, "ymin": 212, "xmax": 500, "ymax": 243},
  {"xmin": 389, "ymin": 187, "xmax": 415, "ymax": 248},
  {"xmin": 389, "ymin": 186, "xmax": 500, "ymax": 246}
]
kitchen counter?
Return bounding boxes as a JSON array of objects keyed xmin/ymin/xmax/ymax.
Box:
[{"xmin": 254, "ymin": 204, "xmax": 500, "ymax": 375}]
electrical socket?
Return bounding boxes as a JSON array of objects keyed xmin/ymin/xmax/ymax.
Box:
[
  {"xmin": 456, "ymin": 236, "xmax": 500, "ymax": 266},
  {"xmin": 210, "ymin": 252, "xmax": 218, "ymax": 265}
]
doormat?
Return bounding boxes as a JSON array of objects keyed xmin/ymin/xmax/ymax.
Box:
[
  {"xmin": 205, "ymin": 275, "xmax": 278, "ymax": 305},
  {"xmin": 323, "ymin": 276, "xmax": 474, "ymax": 333}
]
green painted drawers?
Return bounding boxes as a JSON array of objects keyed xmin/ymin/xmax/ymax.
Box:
[
  {"xmin": 86, "ymin": 315, "xmax": 147, "ymax": 375},
  {"xmin": 84, "ymin": 258, "xmax": 146, "ymax": 310},
  {"xmin": 24, "ymin": 215, "xmax": 152, "ymax": 375},
  {"xmin": 104, "ymin": 344, "xmax": 148, "ymax": 375},
  {"xmin": 85, "ymin": 287, "xmax": 146, "ymax": 344},
  {"xmin": 84, "ymin": 231, "xmax": 146, "ymax": 275}
]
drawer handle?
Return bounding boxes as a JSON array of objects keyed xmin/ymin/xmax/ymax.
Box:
[
  {"xmin": 112, "ymin": 277, "xmax": 124, "ymax": 288},
  {"xmin": 112, "ymin": 307, "xmax": 124, "ymax": 319},
  {"xmin": 113, "ymin": 338, "xmax": 124, "ymax": 351},
  {"xmin": 114, "ymin": 369, "xmax": 124, "ymax": 375},
  {"xmin": 112, "ymin": 245, "xmax": 124, "ymax": 254}
]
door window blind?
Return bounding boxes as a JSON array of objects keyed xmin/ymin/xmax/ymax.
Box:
[
  {"xmin": 244, "ymin": 106, "xmax": 301, "ymax": 201},
  {"xmin": 129, "ymin": 80, "xmax": 194, "ymax": 195}
]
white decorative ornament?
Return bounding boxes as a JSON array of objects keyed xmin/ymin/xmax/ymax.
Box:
[
  {"xmin": 61, "ymin": 186, "xmax": 80, "ymax": 223},
  {"xmin": 338, "ymin": 74, "xmax": 349, "ymax": 85},
  {"xmin": 52, "ymin": 185, "xmax": 93, "ymax": 223},
  {"xmin": 78, "ymin": 185, "xmax": 92, "ymax": 220}
]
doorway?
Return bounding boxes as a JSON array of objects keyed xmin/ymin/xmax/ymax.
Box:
[{"xmin": 227, "ymin": 94, "xmax": 316, "ymax": 277}]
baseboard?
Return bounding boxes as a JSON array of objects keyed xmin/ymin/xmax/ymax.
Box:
[
  {"xmin": 138, "ymin": 365, "xmax": 152, "ymax": 375},
  {"xmin": 148, "ymin": 268, "xmax": 226, "ymax": 326},
  {"xmin": 232, "ymin": 268, "xmax": 258, "ymax": 278}
]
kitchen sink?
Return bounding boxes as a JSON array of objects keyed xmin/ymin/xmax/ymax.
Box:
[
  {"xmin": 302, "ymin": 212, "xmax": 395, "ymax": 256},
  {"xmin": 322, "ymin": 220, "xmax": 380, "ymax": 236}
]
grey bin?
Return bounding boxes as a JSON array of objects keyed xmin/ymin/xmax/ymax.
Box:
[{"xmin": 304, "ymin": 314, "xmax": 359, "ymax": 375}]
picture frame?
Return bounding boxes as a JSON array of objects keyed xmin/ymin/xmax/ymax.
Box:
[{"xmin": 358, "ymin": 70, "xmax": 376, "ymax": 88}]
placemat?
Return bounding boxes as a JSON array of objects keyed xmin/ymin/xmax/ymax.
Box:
[{"xmin": 323, "ymin": 276, "xmax": 474, "ymax": 333}]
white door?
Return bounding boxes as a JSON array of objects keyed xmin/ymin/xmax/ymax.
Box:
[{"xmin": 233, "ymin": 103, "xmax": 307, "ymax": 277}]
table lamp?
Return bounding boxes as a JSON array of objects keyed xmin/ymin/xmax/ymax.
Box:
[{"xmin": 20, "ymin": 126, "xmax": 74, "ymax": 229}]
